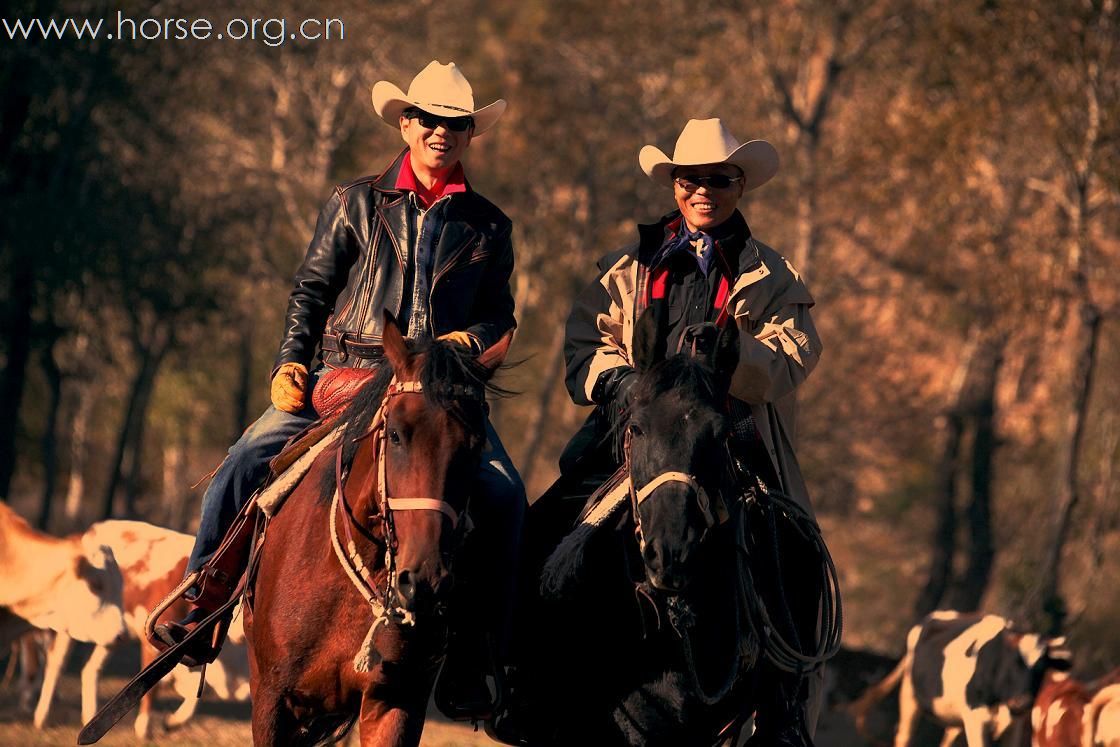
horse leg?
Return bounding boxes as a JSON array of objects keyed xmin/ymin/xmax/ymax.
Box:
[
  {"xmin": 357, "ymin": 693, "xmax": 427, "ymax": 747},
  {"xmin": 32, "ymin": 630, "xmax": 71, "ymax": 728},
  {"xmin": 251, "ymin": 685, "xmax": 298, "ymax": 746}
]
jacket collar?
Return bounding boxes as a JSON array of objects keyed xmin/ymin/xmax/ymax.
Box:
[
  {"xmin": 637, "ymin": 209, "xmax": 759, "ymax": 273},
  {"xmin": 373, "ymin": 147, "xmax": 474, "ymax": 197}
]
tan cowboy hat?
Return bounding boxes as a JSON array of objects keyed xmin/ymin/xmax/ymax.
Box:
[
  {"xmin": 371, "ymin": 61, "xmax": 507, "ymax": 135},
  {"xmin": 639, "ymin": 118, "xmax": 779, "ymax": 191}
]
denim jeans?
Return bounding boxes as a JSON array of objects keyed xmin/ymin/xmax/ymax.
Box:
[{"xmin": 185, "ymin": 370, "xmax": 526, "ymax": 648}]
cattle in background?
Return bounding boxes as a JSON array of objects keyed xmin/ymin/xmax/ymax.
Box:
[
  {"xmin": 848, "ymin": 611, "xmax": 1072, "ymax": 747},
  {"xmin": 30, "ymin": 520, "xmax": 251, "ymax": 738},
  {"xmin": 0, "ymin": 501, "xmax": 126, "ymax": 728},
  {"xmin": 1031, "ymin": 670, "xmax": 1091, "ymax": 747},
  {"xmin": 1028, "ymin": 668, "xmax": 1120, "ymax": 747},
  {"xmin": 1084, "ymin": 682, "xmax": 1120, "ymax": 747}
]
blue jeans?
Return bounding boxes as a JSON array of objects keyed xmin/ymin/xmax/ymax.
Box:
[{"xmin": 186, "ymin": 371, "xmax": 526, "ymax": 646}]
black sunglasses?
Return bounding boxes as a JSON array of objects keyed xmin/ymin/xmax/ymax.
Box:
[
  {"xmin": 405, "ymin": 109, "xmax": 475, "ymax": 132},
  {"xmin": 673, "ymin": 174, "xmax": 744, "ymax": 191}
]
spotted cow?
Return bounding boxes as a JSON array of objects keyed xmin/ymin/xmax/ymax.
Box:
[
  {"xmin": 0, "ymin": 502, "xmax": 126, "ymax": 727},
  {"xmin": 850, "ymin": 611, "xmax": 1072, "ymax": 747},
  {"xmin": 30, "ymin": 520, "xmax": 250, "ymax": 738}
]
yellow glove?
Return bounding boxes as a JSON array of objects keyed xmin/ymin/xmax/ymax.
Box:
[
  {"xmin": 271, "ymin": 362, "xmax": 308, "ymax": 413},
  {"xmin": 438, "ymin": 330, "xmax": 478, "ymax": 350}
]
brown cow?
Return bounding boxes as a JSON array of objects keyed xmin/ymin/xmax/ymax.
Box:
[
  {"xmin": 1084, "ymin": 682, "xmax": 1120, "ymax": 747},
  {"xmin": 30, "ymin": 520, "xmax": 250, "ymax": 738},
  {"xmin": 0, "ymin": 502, "xmax": 126, "ymax": 727},
  {"xmin": 1032, "ymin": 670, "xmax": 1092, "ymax": 747},
  {"xmin": 1030, "ymin": 668, "xmax": 1120, "ymax": 747}
]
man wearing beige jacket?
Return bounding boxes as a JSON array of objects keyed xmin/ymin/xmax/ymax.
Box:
[{"xmin": 561, "ymin": 118, "xmax": 826, "ymax": 746}]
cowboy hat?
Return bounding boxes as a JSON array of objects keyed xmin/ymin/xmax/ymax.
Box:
[
  {"xmin": 639, "ymin": 118, "xmax": 778, "ymax": 191},
  {"xmin": 371, "ymin": 61, "xmax": 507, "ymax": 135}
]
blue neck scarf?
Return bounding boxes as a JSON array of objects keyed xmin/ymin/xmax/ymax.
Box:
[{"xmin": 657, "ymin": 224, "xmax": 717, "ymax": 276}]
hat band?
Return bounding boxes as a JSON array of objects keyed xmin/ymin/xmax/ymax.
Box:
[{"xmin": 416, "ymin": 101, "xmax": 472, "ymax": 114}]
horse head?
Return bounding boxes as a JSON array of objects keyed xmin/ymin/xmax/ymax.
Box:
[
  {"xmin": 370, "ymin": 312, "xmax": 509, "ymax": 616},
  {"xmin": 625, "ymin": 309, "xmax": 739, "ymax": 594}
]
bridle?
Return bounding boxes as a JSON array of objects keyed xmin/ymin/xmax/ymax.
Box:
[
  {"xmin": 623, "ymin": 418, "xmax": 730, "ymax": 558},
  {"xmin": 328, "ymin": 373, "xmax": 484, "ymax": 672}
]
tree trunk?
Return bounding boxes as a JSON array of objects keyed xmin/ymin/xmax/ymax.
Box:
[
  {"xmin": 949, "ymin": 341, "xmax": 1004, "ymax": 611},
  {"xmin": 518, "ymin": 324, "xmax": 569, "ymax": 488},
  {"xmin": 122, "ymin": 342, "xmax": 169, "ymax": 517},
  {"xmin": 102, "ymin": 327, "xmax": 171, "ymax": 519},
  {"xmin": 37, "ymin": 344, "xmax": 63, "ymax": 530},
  {"xmin": 0, "ymin": 258, "xmax": 34, "ymax": 501},
  {"xmin": 232, "ymin": 317, "xmax": 253, "ymax": 443},
  {"xmin": 63, "ymin": 381, "xmax": 93, "ymax": 523},
  {"xmin": 1041, "ymin": 301, "xmax": 1102, "ymax": 634},
  {"xmin": 795, "ymin": 134, "xmax": 820, "ymax": 277},
  {"xmin": 913, "ymin": 329, "xmax": 980, "ymax": 619}
]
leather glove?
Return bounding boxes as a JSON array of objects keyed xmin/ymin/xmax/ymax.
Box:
[
  {"xmin": 678, "ymin": 322, "xmax": 720, "ymax": 356},
  {"xmin": 593, "ymin": 366, "xmax": 638, "ymax": 412},
  {"xmin": 271, "ymin": 362, "xmax": 308, "ymax": 413},
  {"xmin": 438, "ymin": 330, "xmax": 480, "ymax": 352}
]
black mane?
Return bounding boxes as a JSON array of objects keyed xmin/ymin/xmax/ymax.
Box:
[{"xmin": 608, "ymin": 354, "xmax": 720, "ymax": 446}]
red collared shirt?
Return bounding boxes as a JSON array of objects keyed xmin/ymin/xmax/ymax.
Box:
[{"xmin": 395, "ymin": 151, "xmax": 467, "ymax": 209}]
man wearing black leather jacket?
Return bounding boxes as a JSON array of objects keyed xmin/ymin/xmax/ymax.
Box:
[{"xmin": 155, "ymin": 61, "xmax": 526, "ymax": 719}]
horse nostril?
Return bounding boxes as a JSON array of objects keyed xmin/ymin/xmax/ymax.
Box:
[{"xmin": 396, "ymin": 569, "xmax": 417, "ymax": 605}]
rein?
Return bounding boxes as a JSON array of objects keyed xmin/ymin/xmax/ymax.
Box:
[
  {"xmin": 622, "ymin": 417, "xmax": 843, "ymax": 706},
  {"xmin": 328, "ymin": 373, "xmax": 482, "ymax": 672}
]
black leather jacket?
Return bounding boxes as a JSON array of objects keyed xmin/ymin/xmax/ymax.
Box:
[{"xmin": 273, "ymin": 149, "xmax": 516, "ymax": 373}]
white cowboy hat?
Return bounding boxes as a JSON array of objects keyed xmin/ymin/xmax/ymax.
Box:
[
  {"xmin": 371, "ymin": 61, "xmax": 507, "ymax": 135},
  {"xmin": 639, "ymin": 118, "xmax": 779, "ymax": 191}
]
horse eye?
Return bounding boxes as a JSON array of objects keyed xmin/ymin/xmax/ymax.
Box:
[
  {"xmin": 388, "ymin": 428, "xmax": 402, "ymax": 445},
  {"xmin": 628, "ymin": 422, "xmax": 644, "ymax": 438}
]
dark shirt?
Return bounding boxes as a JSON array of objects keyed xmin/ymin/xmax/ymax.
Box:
[{"xmin": 651, "ymin": 213, "xmax": 747, "ymax": 354}]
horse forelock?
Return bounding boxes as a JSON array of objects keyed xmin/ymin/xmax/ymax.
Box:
[
  {"xmin": 610, "ymin": 355, "xmax": 720, "ymax": 441},
  {"xmin": 337, "ymin": 337, "xmax": 503, "ymax": 468}
]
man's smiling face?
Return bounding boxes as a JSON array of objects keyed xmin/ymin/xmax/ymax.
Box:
[
  {"xmin": 672, "ymin": 163, "xmax": 745, "ymax": 232},
  {"xmin": 400, "ymin": 109, "xmax": 473, "ymax": 177}
]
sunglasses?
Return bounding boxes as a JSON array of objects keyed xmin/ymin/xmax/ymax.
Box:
[
  {"xmin": 405, "ymin": 109, "xmax": 475, "ymax": 132},
  {"xmin": 673, "ymin": 174, "xmax": 744, "ymax": 191}
]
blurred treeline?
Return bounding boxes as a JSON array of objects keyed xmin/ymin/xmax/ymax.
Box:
[{"xmin": 2, "ymin": 0, "xmax": 1118, "ymax": 664}]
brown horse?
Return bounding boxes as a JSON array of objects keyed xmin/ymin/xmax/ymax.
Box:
[{"xmin": 244, "ymin": 317, "xmax": 508, "ymax": 746}]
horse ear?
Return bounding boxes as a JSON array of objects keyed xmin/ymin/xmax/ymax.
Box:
[
  {"xmin": 632, "ymin": 307, "xmax": 664, "ymax": 372},
  {"xmin": 713, "ymin": 322, "xmax": 740, "ymax": 384},
  {"xmin": 477, "ymin": 330, "xmax": 513, "ymax": 375},
  {"xmin": 381, "ymin": 310, "xmax": 410, "ymax": 372}
]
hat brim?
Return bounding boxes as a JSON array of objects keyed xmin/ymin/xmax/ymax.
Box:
[
  {"xmin": 371, "ymin": 81, "xmax": 506, "ymax": 135},
  {"xmin": 639, "ymin": 140, "xmax": 779, "ymax": 192}
]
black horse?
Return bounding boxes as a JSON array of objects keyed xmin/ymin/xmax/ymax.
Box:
[{"xmin": 498, "ymin": 309, "xmax": 832, "ymax": 746}]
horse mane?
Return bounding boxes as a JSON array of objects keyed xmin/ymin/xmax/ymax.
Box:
[
  {"xmin": 338, "ymin": 337, "xmax": 510, "ymax": 467},
  {"xmin": 607, "ymin": 354, "xmax": 719, "ymax": 448}
]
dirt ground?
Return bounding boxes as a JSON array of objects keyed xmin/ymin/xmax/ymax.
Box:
[
  {"xmin": 0, "ymin": 644, "xmax": 493, "ymax": 747},
  {"xmin": 0, "ymin": 642, "xmax": 886, "ymax": 746}
]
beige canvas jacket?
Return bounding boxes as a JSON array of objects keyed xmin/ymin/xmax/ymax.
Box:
[{"xmin": 564, "ymin": 212, "xmax": 821, "ymax": 514}]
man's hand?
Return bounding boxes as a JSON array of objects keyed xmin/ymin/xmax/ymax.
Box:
[
  {"xmin": 438, "ymin": 330, "xmax": 478, "ymax": 351},
  {"xmin": 271, "ymin": 362, "xmax": 308, "ymax": 413}
]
